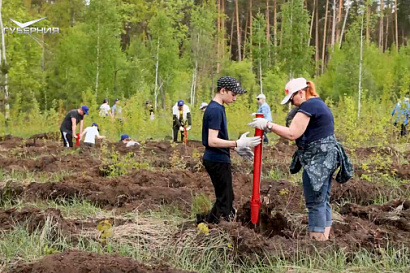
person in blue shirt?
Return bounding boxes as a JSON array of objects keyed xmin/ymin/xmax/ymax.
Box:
[
  {"xmin": 112, "ymin": 99, "xmax": 122, "ymax": 121},
  {"xmin": 249, "ymin": 78, "xmax": 353, "ymax": 241},
  {"xmin": 392, "ymin": 98, "xmax": 410, "ymax": 137},
  {"xmin": 256, "ymin": 94, "xmax": 272, "ymax": 143},
  {"xmin": 201, "ymin": 76, "xmax": 261, "ymax": 224}
]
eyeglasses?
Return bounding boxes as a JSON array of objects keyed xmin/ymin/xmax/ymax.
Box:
[{"xmin": 290, "ymin": 92, "xmax": 297, "ymax": 102}]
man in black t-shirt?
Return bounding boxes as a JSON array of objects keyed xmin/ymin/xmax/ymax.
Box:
[
  {"xmin": 60, "ymin": 105, "xmax": 89, "ymax": 147},
  {"xmin": 201, "ymin": 76, "xmax": 261, "ymax": 224}
]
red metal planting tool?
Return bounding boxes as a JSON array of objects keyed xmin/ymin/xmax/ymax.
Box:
[
  {"xmin": 250, "ymin": 113, "xmax": 264, "ymax": 224},
  {"xmin": 76, "ymin": 133, "xmax": 80, "ymax": 147}
]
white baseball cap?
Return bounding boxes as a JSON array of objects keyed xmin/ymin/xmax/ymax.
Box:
[
  {"xmin": 256, "ymin": 94, "xmax": 266, "ymax": 100},
  {"xmin": 199, "ymin": 102, "xmax": 208, "ymax": 110},
  {"xmin": 281, "ymin": 78, "xmax": 308, "ymax": 104}
]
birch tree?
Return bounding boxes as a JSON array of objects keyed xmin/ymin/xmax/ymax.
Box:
[{"xmin": 0, "ymin": 0, "xmax": 8, "ymax": 120}]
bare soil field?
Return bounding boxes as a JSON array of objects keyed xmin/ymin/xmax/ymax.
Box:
[{"xmin": 1, "ymin": 134, "xmax": 410, "ymax": 272}]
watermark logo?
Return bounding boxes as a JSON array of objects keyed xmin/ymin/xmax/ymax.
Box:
[{"xmin": 3, "ymin": 17, "xmax": 59, "ymax": 34}]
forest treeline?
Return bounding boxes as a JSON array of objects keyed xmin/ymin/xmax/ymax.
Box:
[{"xmin": 0, "ymin": 0, "xmax": 409, "ymax": 143}]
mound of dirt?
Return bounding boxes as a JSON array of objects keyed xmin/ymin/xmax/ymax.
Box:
[
  {"xmin": 340, "ymin": 199, "xmax": 410, "ymax": 232},
  {"xmin": 0, "ymin": 207, "xmax": 75, "ymax": 235},
  {"xmin": 25, "ymin": 170, "xmax": 197, "ymax": 212},
  {"xmin": 8, "ymin": 250, "xmax": 195, "ymax": 273},
  {"xmin": 0, "ymin": 154, "xmax": 100, "ymax": 173},
  {"xmin": 0, "ymin": 135, "xmax": 24, "ymax": 149},
  {"xmin": 29, "ymin": 132, "xmax": 61, "ymax": 141}
]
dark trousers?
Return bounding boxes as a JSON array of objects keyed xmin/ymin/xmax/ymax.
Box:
[
  {"xmin": 61, "ymin": 130, "xmax": 73, "ymax": 147},
  {"xmin": 203, "ymin": 159, "xmax": 235, "ymax": 224},
  {"xmin": 394, "ymin": 122, "xmax": 408, "ymax": 137},
  {"xmin": 172, "ymin": 126, "xmax": 185, "ymax": 142},
  {"xmin": 401, "ymin": 124, "xmax": 408, "ymax": 137}
]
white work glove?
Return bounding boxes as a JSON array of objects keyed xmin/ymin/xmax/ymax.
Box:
[
  {"xmin": 248, "ymin": 118, "xmax": 271, "ymax": 133},
  {"xmin": 179, "ymin": 126, "xmax": 184, "ymax": 131},
  {"xmin": 186, "ymin": 126, "xmax": 191, "ymax": 131},
  {"xmin": 235, "ymin": 147, "xmax": 254, "ymax": 161},
  {"xmin": 236, "ymin": 132, "xmax": 261, "ymax": 148}
]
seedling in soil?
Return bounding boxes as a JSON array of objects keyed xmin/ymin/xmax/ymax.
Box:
[
  {"xmin": 97, "ymin": 219, "xmax": 113, "ymax": 245},
  {"xmin": 169, "ymin": 145, "xmax": 185, "ymax": 170}
]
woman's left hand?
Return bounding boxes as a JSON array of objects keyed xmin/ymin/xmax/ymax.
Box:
[{"xmin": 248, "ymin": 118, "xmax": 270, "ymax": 131}]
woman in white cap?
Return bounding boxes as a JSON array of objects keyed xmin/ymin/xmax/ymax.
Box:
[{"xmin": 249, "ymin": 78, "xmax": 353, "ymax": 241}]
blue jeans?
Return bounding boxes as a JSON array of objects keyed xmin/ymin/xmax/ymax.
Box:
[{"xmin": 302, "ymin": 170, "xmax": 332, "ymax": 232}]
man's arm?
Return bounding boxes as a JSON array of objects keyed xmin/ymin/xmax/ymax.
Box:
[
  {"xmin": 208, "ymin": 129, "xmax": 237, "ymax": 148},
  {"xmin": 71, "ymin": 117, "xmax": 77, "ymax": 137},
  {"xmin": 95, "ymin": 130, "xmax": 105, "ymax": 139},
  {"xmin": 79, "ymin": 120, "xmax": 84, "ymax": 136},
  {"xmin": 173, "ymin": 115, "xmax": 182, "ymax": 127}
]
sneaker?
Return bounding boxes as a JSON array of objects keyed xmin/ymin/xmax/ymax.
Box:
[{"xmin": 228, "ymin": 208, "xmax": 238, "ymax": 222}]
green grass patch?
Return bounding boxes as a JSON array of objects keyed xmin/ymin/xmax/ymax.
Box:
[
  {"xmin": 191, "ymin": 193, "xmax": 213, "ymax": 218},
  {"xmin": 2, "ymin": 215, "xmax": 410, "ymax": 272},
  {"xmin": 0, "ymin": 199, "xmax": 112, "ymax": 220},
  {"xmin": 0, "ymin": 168, "xmax": 74, "ymax": 184}
]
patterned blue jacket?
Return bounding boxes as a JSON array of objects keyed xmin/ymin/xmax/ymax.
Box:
[{"xmin": 290, "ymin": 135, "xmax": 354, "ymax": 191}]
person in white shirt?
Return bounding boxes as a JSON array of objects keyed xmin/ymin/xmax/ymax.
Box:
[
  {"xmin": 80, "ymin": 123, "xmax": 105, "ymax": 146},
  {"xmin": 172, "ymin": 100, "xmax": 192, "ymax": 142},
  {"xmin": 99, "ymin": 99, "xmax": 112, "ymax": 117}
]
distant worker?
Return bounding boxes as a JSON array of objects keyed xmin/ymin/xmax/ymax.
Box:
[
  {"xmin": 80, "ymin": 123, "xmax": 105, "ymax": 146},
  {"xmin": 199, "ymin": 102, "xmax": 208, "ymax": 112},
  {"xmin": 112, "ymin": 99, "xmax": 122, "ymax": 119},
  {"xmin": 60, "ymin": 105, "xmax": 89, "ymax": 147},
  {"xmin": 256, "ymin": 94, "xmax": 272, "ymax": 143},
  {"xmin": 145, "ymin": 101, "xmax": 155, "ymax": 120},
  {"xmin": 172, "ymin": 100, "xmax": 192, "ymax": 142},
  {"xmin": 392, "ymin": 97, "xmax": 410, "ymax": 137},
  {"xmin": 120, "ymin": 134, "xmax": 140, "ymax": 147},
  {"xmin": 99, "ymin": 98, "xmax": 112, "ymax": 117}
]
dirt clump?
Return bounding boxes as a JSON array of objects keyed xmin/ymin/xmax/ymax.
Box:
[
  {"xmin": 394, "ymin": 163, "xmax": 410, "ymax": 179},
  {"xmin": 0, "ymin": 207, "xmax": 75, "ymax": 235},
  {"xmin": 0, "ymin": 135, "xmax": 24, "ymax": 149},
  {"xmin": 25, "ymin": 170, "xmax": 196, "ymax": 212},
  {"xmin": 8, "ymin": 250, "xmax": 195, "ymax": 273},
  {"xmin": 332, "ymin": 179, "xmax": 387, "ymax": 205},
  {"xmin": 340, "ymin": 199, "xmax": 410, "ymax": 232}
]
